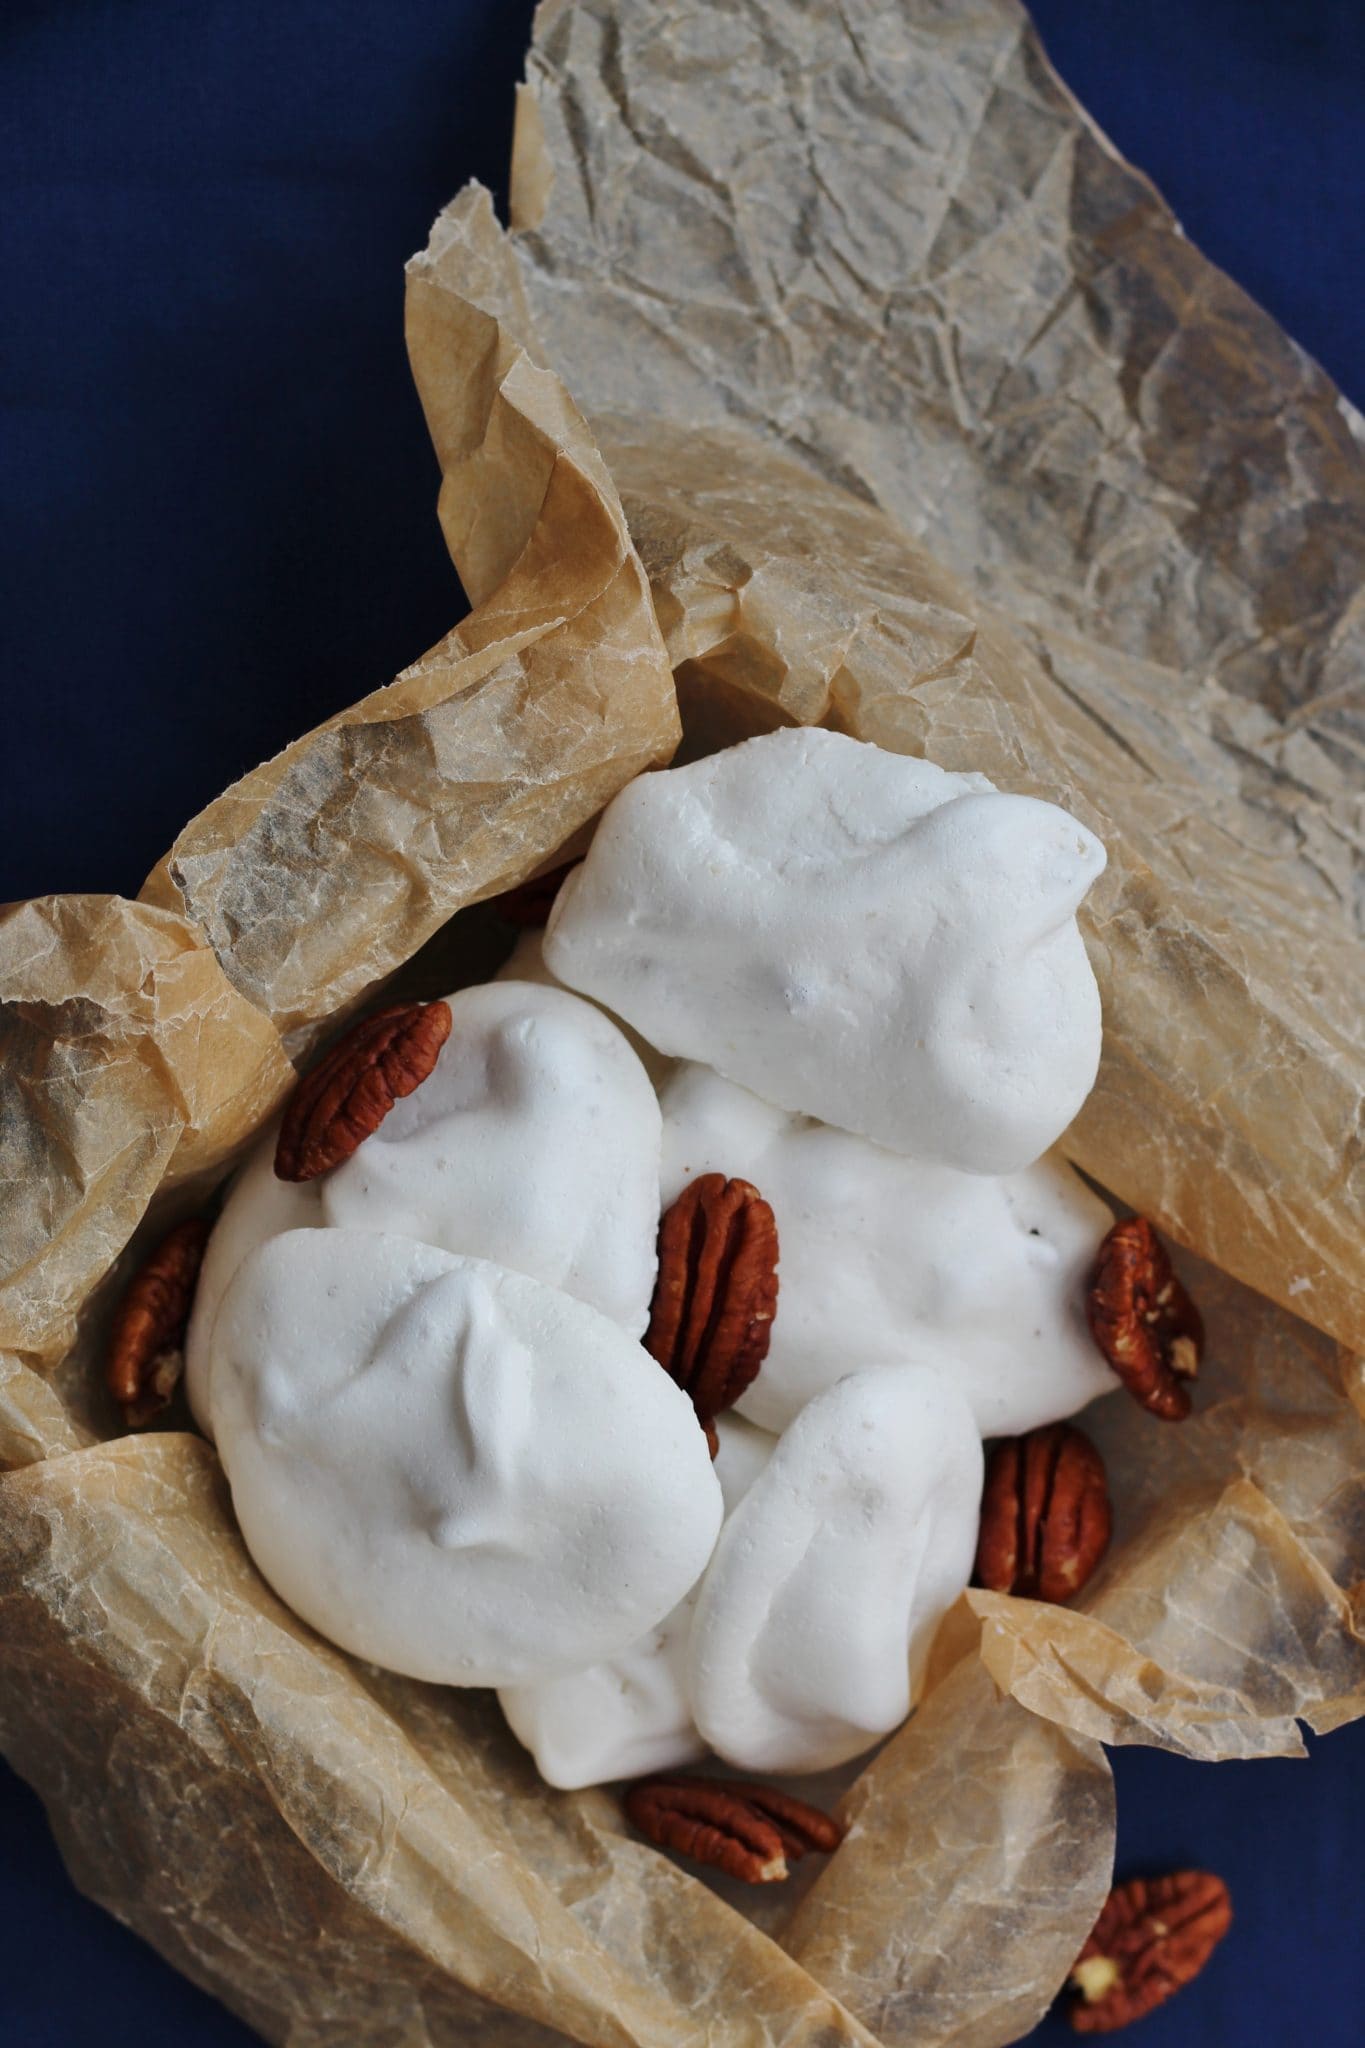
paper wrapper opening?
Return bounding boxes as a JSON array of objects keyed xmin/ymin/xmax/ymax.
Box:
[{"xmin": 3, "ymin": 4, "xmax": 1363, "ymax": 2044}]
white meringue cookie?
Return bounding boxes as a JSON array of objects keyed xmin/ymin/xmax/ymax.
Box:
[
  {"xmin": 320, "ymin": 980, "xmax": 662, "ymax": 1336},
  {"xmin": 544, "ymin": 727, "xmax": 1106, "ymax": 1175},
  {"xmin": 688, "ymin": 1366, "xmax": 983, "ymax": 1773},
  {"xmin": 660, "ymin": 1064, "xmax": 1114, "ymax": 1437},
  {"xmin": 188, "ymin": 979, "xmax": 661, "ymax": 1439},
  {"xmin": 210, "ymin": 1229, "xmax": 723, "ymax": 1688},
  {"xmin": 183, "ymin": 1127, "xmax": 322, "ymax": 1442},
  {"xmin": 497, "ymin": 1413, "xmax": 775, "ymax": 1789},
  {"xmin": 495, "ymin": 932, "xmax": 676, "ymax": 1091}
]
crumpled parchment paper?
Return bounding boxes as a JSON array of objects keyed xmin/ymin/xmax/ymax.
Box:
[
  {"xmin": 2, "ymin": 3, "xmax": 1362, "ymax": 2045},
  {"xmin": 497, "ymin": 0, "xmax": 1365, "ymax": 1354}
]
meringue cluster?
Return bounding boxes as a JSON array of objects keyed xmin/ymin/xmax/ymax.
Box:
[{"xmin": 187, "ymin": 728, "xmax": 1113, "ymax": 1786}]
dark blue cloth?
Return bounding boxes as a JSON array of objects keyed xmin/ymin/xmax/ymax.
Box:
[{"xmin": 2, "ymin": 4, "xmax": 1362, "ymax": 2044}]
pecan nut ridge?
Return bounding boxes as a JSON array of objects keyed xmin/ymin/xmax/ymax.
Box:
[
  {"xmin": 106, "ymin": 1216, "xmax": 210, "ymax": 1427},
  {"xmin": 645, "ymin": 1174, "xmax": 779, "ymax": 1441},
  {"xmin": 274, "ymin": 998, "xmax": 452, "ymax": 1183},
  {"xmin": 975, "ymin": 1423, "xmax": 1112, "ymax": 1604},
  {"xmin": 623, "ymin": 1774, "xmax": 843, "ymax": 1884},
  {"xmin": 1068, "ymin": 1870, "xmax": 1232, "ymax": 2033},
  {"xmin": 1087, "ymin": 1218, "xmax": 1204, "ymax": 1421}
]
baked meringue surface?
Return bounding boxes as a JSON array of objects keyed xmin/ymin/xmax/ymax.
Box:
[
  {"xmin": 183, "ymin": 728, "xmax": 1116, "ymax": 1783},
  {"xmin": 185, "ymin": 977, "xmax": 663, "ymax": 1435},
  {"xmin": 497, "ymin": 1413, "xmax": 775, "ymax": 1789},
  {"xmin": 183, "ymin": 1128, "xmax": 322, "ymax": 1443},
  {"xmin": 688, "ymin": 1365, "xmax": 983, "ymax": 1774},
  {"xmin": 209, "ymin": 1229, "xmax": 723, "ymax": 1688},
  {"xmin": 544, "ymin": 726, "xmax": 1106, "ymax": 1175},
  {"xmin": 660, "ymin": 1062, "xmax": 1115, "ymax": 1437},
  {"xmin": 321, "ymin": 980, "xmax": 662, "ymax": 1337}
]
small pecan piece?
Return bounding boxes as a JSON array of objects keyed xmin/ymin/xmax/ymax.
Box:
[
  {"xmin": 106, "ymin": 1217, "xmax": 210, "ymax": 1427},
  {"xmin": 489, "ymin": 860, "xmax": 581, "ymax": 927},
  {"xmin": 1087, "ymin": 1218, "xmax": 1204, "ymax": 1421},
  {"xmin": 645, "ymin": 1174, "xmax": 779, "ymax": 1441},
  {"xmin": 1069, "ymin": 1870, "xmax": 1232, "ymax": 2033},
  {"xmin": 623, "ymin": 1774, "xmax": 843, "ymax": 1884},
  {"xmin": 975, "ymin": 1424, "xmax": 1112, "ymax": 1604},
  {"xmin": 274, "ymin": 999, "xmax": 452, "ymax": 1182}
]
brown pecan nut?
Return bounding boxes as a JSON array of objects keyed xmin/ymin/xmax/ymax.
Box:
[
  {"xmin": 106, "ymin": 1217, "xmax": 210, "ymax": 1427},
  {"xmin": 488, "ymin": 860, "xmax": 581, "ymax": 928},
  {"xmin": 1069, "ymin": 1870, "xmax": 1232, "ymax": 2033},
  {"xmin": 274, "ymin": 999, "xmax": 452, "ymax": 1182},
  {"xmin": 623, "ymin": 1774, "xmax": 843, "ymax": 1884},
  {"xmin": 1087, "ymin": 1218, "xmax": 1204, "ymax": 1421},
  {"xmin": 645, "ymin": 1174, "xmax": 779, "ymax": 1439},
  {"xmin": 975, "ymin": 1423, "xmax": 1112, "ymax": 1604}
]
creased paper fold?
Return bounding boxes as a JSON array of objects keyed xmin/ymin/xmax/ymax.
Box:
[{"xmin": 2, "ymin": 5, "xmax": 1362, "ymax": 2047}]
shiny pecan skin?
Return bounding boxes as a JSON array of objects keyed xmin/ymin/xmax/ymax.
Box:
[
  {"xmin": 1087, "ymin": 1218, "xmax": 1204, "ymax": 1420},
  {"xmin": 106, "ymin": 1217, "xmax": 210, "ymax": 1427},
  {"xmin": 274, "ymin": 999, "xmax": 452, "ymax": 1182},
  {"xmin": 623, "ymin": 1774, "xmax": 843, "ymax": 1884},
  {"xmin": 645, "ymin": 1175, "xmax": 779, "ymax": 1441},
  {"xmin": 488, "ymin": 860, "xmax": 581, "ymax": 928},
  {"xmin": 1069, "ymin": 1870, "xmax": 1232, "ymax": 2033},
  {"xmin": 975, "ymin": 1424, "xmax": 1112, "ymax": 1604}
]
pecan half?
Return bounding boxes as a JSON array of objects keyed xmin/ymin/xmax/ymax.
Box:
[
  {"xmin": 489, "ymin": 860, "xmax": 581, "ymax": 927},
  {"xmin": 1087, "ymin": 1218, "xmax": 1204, "ymax": 1421},
  {"xmin": 1069, "ymin": 1870, "xmax": 1232, "ymax": 2033},
  {"xmin": 975, "ymin": 1424, "xmax": 1112, "ymax": 1604},
  {"xmin": 645, "ymin": 1175, "xmax": 779, "ymax": 1440},
  {"xmin": 623, "ymin": 1774, "xmax": 843, "ymax": 1884},
  {"xmin": 106, "ymin": 1217, "xmax": 210, "ymax": 1427},
  {"xmin": 274, "ymin": 999, "xmax": 452, "ymax": 1182}
]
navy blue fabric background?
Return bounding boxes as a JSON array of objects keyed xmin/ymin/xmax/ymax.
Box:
[{"xmin": 3, "ymin": 3, "xmax": 1363, "ymax": 2043}]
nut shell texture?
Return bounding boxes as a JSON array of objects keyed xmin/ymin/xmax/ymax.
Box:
[
  {"xmin": 1087, "ymin": 1218, "xmax": 1204, "ymax": 1421},
  {"xmin": 623, "ymin": 1775, "xmax": 842, "ymax": 1883},
  {"xmin": 322, "ymin": 981, "xmax": 662, "ymax": 1336},
  {"xmin": 646, "ymin": 1173, "xmax": 779, "ymax": 1426},
  {"xmin": 975, "ymin": 1424, "xmax": 1112, "ymax": 1603},
  {"xmin": 275, "ymin": 1001, "xmax": 451, "ymax": 1182},
  {"xmin": 660, "ymin": 1063, "xmax": 1113, "ymax": 1436},
  {"xmin": 1070, "ymin": 1871, "xmax": 1232, "ymax": 2033},
  {"xmin": 107, "ymin": 1218, "xmax": 210, "ymax": 1425},
  {"xmin": 186, "ymin": 981, "xmax": 664, "ymax": 1439}
]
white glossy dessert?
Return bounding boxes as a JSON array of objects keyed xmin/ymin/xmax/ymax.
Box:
[
  {"xmin": 186, "ymin": 978, "xmax": 662, "ymax": 1434},
  {"xmin": 322, "ymin": 980, "xmax": 662, "ymax": 1336},
  {"xmin": 209, "ymin": 1229, "xmax": 722, "ymax": 1687},
  {"xmin": 497, "ymin": 1413, "xmax": 775, "ymax": 1788},
  {"xmin": 660, "ymin": 1063, "xmax": 1114, "ymax": 1437},
  {"xmin": 689, "ymin": 1365, "xmax": 983, "ymax": 1773},
  {"xmin": 545, "ymin": 727, "xmax": 1105, "ymax": 1175},
  {"xmin": 182, "ymin": 726, "xmax": 1117, "ymax": 1792},
  {"xmin": 495, "ymin": 930, "xmax": 675, "ymax": 1089},
  {"xmin": 184, "ymin": 1128, "xmax": 321, "ymax": 1442}
]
